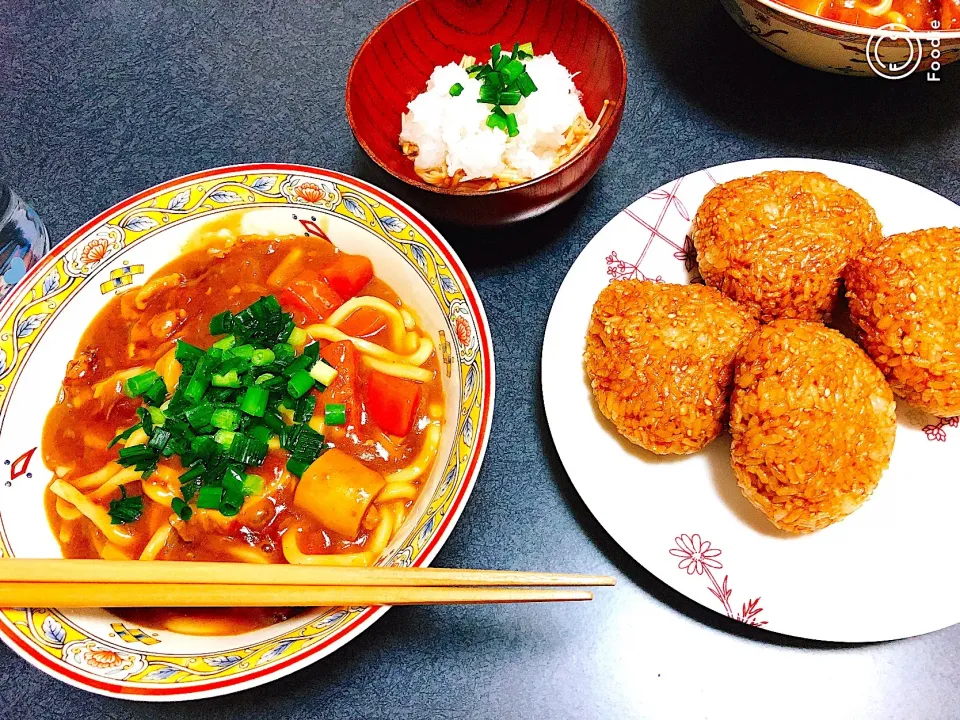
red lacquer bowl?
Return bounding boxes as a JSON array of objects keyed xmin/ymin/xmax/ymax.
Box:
[{"xmin": 346, "ymin": 0, "xmax": 627, "ymax": 225}]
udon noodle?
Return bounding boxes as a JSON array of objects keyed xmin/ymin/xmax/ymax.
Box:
[{"xmin": 42, "ymin": 232, "xmax": 444, "ymax": 634}]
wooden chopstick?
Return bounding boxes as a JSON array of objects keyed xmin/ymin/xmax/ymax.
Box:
[
  {"xmin": 0, "ymin": 583, "xmax": 593, "ymax": 607},
  {"xmin": 0, "ymin": 559, "xmax": 615, "ymax": 588}
]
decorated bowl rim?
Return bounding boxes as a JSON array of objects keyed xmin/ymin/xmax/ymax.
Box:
[
  {"xmin": 0, "ymin": 163, "xmax": 496, "ymax": 700},
  {"xmin": 751, "ymin": 0, "xmax": 960, "ymax": 39},
  {"xmin": 344, "ymin": 0, "xmax": 628, "ymax": 197}
]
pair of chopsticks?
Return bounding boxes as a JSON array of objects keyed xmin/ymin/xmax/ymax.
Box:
[{"xmin": 0, "ymin": 560, "xmax": 614, "ymax": 607}]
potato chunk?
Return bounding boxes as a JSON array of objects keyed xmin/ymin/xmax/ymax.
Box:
[{"xmin": 294, "ymin": 449, "xmax": 386, "ymax": 538}]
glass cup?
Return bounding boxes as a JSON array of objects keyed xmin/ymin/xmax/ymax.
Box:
[{"xmin": 0, "ymin": 185, "xmax": 50, "ymax": 300}]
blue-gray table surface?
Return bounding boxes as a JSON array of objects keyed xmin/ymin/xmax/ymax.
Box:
[{"xmin": 2, "ymin": 1, "xmax": 959, "ymax": 718}]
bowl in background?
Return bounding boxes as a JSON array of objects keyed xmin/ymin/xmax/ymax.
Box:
[
  {"xmin": 0, "ymin": 164, "xmax": 494, "ymax": 699},
  {"xmin": 722, "ymin": 0, "xmax": 960, "ymax": 77},
  {"xmin": 346, "ymin": 0, "xmax": 627, "ymax": 225}
]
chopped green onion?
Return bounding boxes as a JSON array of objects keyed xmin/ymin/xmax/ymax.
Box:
[
  {"xmin": 180, "ymin": 477, "xmax": 201, "ymax": 502},
  {"xmin": 469, "ymin": 41, "xmax": 537, "ymax": 128},
  {"xmin": 230, "ymin": 295, "xmax": 295, "ymax": 346},
  {"xmin": 486, "ymin": 113, "xmax": 508, "ymax": 132},
  {"xmin": 117, "ymin": 444, "xmax": 155, "ymax": 464},
  {"xmin": 295, "ymin": 395, "xmax": 317, "ymax": 423},
  {"xmin": 249, "ymin": 425, "xmax": 272, "ymax": 443},
  {"xmin": 147, "ymin": 406, "xmax": 166, "ymax": 427},
  {"xmin": 309, "ymin": 359, "xmax": 338, "ymax": 386},
  {"xmin": 183, "ymin": 373, "xmax": 209, "ymax": 404},
  {"xmin": 478, "ymin": 85, "xmax": 499, "ymax": 104},
  {"xmin": 190, "ymin": 435, "xmax": 219, "ymax": 458},
  {"xmin": 282, "ymin": 353, "xmax": 313, "ymax": 377},
  {"xmin": 227, "ymin": 433, "xmax": 268, "ymax": 465},
  {"xmin": 262, "ymin": 411, "xmax": 285, "ymax": 433},
  {"xmin": 212, "ymin": 335, "xmax": 236, "ymax": 351},
  {"xmin": 196, "ymin": 485, "xmax": 223, "ymax": 509},
  {"xmin": 183, "ymin": 356, "xmax": 216, "ymax": 404},
  {"xmin": 171, "ymin": 497, "xmax": 193, "ymax": 521},
  {"xmin": 505, "ymin": 112, "xmax": 519, "ymax": 137},
  {"xmin": 142, "ymin": 378, "xmax": 168, "ymax": 406},
  {"xmin": 180, "ymin": 464, "xmax": 205, "ymax": 484},
  {"xmin": 257, "ymin": 374, "xmax": 286, "ymax": 389},
  {"xmin": 211, "ymin": 370, "xmax": 241, "ymax": 388},
  {"xmin": 124, "ymin": 370, "xmax": 161, "ymax": 398},
  {"xmin": 251, "ymin": 348, "xmax": 275, "ymax": 366},
  {"xmin": 287, "ymin": 370, "xmax": 315, "ymax": 399},
  {"xmin": 222, "ymin": 466, "xmax": 245, "ymax": 494},
  {"xmin": 242, "ymin": 474, "xmax": 264, "ymax": 495},
  {"xmin": 148, "ymin": 427, "xmax": 171, "ymax": 451},
  {"xmin": 219, "ymin": 490, "xmax": 244, "ymax": 516},
  {"xmin": 214, "ymin": 429, "xmax": 236, "ymax": 447},
  {"xmin": 288, "ymin": 327, "xmax": 307, "ymax": 347},
  {"xmin": 449, "ymin": 82, "xmax": 464, "ymax": 96},
  {"xmin": 184, "ymin": 402, "xmax": 215, "ymax": 429},
  {"xmin": 210, "ymin": 407, "xmax": 240, "ymax": 431},
  {"xmin": 240, "ymin": 386, "xmax": 268, "ymax": 417},
  {"xmin": 175, "ymin": 340, "xmax": 205, "ymax": 365},
  {"xmin": 283, "ymin": 423, "xmax": 325, "ymax": 463},
  {"xmin": 232, "ymin": 344, "xmax": 255, "ymax": 360},
  {"xmin": 106, "ymin": 295, "xmax": 360, "ymax": 519},
  {"xmin": 286, "ymin": 458, "xmax": 310, "ymax": 477},
  {"xmin": 500, "ymin": 58, "xmax": 525, "ymax": 85},
  {"xmin": 273, "ymin": 342, "xmax": 295, "ymax": 363},
  {"xmin": 109, "ymin": 486, "xmax": 144, "ymax": 525},
  {"xmin": 107, "ymin": 423, "xmax": 142, "ymax": 449},
  {"xmin": 324, "ymin": 403, "xmax": 346, "ymax": 426},
  {"xmin": 209, "ymin": 311, "xmax": 234, "ymax": 335},
  {"xmin": 516, "ymin": 71, "xmax": 537, "ymax": 97}
]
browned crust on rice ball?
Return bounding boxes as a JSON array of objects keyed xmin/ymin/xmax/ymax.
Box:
[
  {"xmin": 729, "ymin": 320, "xmax": 896, "ymax": 534},
  {"xmin": 691, "ymin": 171, "xmax": 882, "ymax": 324},
  {"xmin": 585, "ymin": 280, "xmax": 759, "ymax": 455},
  {"xmin": 845, "ymin": 227, "xmax": 960, "ymax": 417}
]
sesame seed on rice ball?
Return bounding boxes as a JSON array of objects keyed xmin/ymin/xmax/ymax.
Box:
[
  {"xmin": 584, "ymin": 280, "xmax": 758, "ymax": 455},
  {"xmin": 691, "ymin": 170, "xmax": 882, "ymax": 324},
  {"xmin": 729, "ymin": 320, "xmax": 896, "ymax": 534},
  {"xmin": 845, "ymin": 227, "xmax": 960, "ymax": 417}
]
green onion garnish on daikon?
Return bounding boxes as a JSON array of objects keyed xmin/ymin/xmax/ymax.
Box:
[
  {"xmin": 449, "ymin": 83, "xmax": 464, "ymax": 96},
  {"xmin": 112, "ymin": 295, "xmax": 337, "ymax": 521},
  {"xmin": 468, "ymin": 41, "xmax": 537, "ymax": 135}
]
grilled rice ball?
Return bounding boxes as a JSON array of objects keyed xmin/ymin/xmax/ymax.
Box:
[
  {"xmin": 845, "ymin": 227, "xmax": 960, "ymax": 417},
  {"xmin": 691, "ymin": 170, "xmax": 882, "ymax": 323},
  {"xmin": 730, "ymin": 320, "xmax": 897, "ymax": 534},
  {"xmin": 584, "ymin": 280, "xmax": 758, "ymax": 455}
]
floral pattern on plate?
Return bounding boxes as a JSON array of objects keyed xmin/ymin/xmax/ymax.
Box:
[{"xmin": 542, "ymin": 158, "xmax": 960, "ymax": 642}]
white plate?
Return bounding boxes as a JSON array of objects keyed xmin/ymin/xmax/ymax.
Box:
[{"xmin": 542, "ymin": 158, "xmax": 960, "ymax": 642}]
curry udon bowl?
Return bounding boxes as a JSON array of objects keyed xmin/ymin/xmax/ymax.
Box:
[
  {"xmin": 723, "ymin": 0, "xmax": 960, "ymax": 76},
  {"xmin": 0, "ymin": 164, "xmax": 494, "ymax": 700}
]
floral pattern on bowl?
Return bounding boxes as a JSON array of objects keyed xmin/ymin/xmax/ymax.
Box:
[
  {"xmin": 0, "ymin": 165, "xmax": 494, "ymax": 700},
  {"xmin": 723, "ymin": 0, "xmax": 960, "ymax": 76}
]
